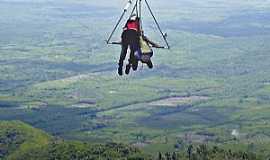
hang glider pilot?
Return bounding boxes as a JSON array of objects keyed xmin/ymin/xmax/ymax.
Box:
[
  {"xmin": 115, "ymin": 14, "xmax": 140, "ymax": 76},
  {"xmin": 113, "ymin": 15, "xmax": 164, "ymax": 75}
]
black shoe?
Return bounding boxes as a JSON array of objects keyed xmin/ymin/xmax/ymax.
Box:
[
  {"xmin": 146, "ymin": 61, "xmax": 153, "ymax": 69},
  {"xmin": 132, "ymin": 60, "xmax": 138, "ymax": 71},
  {"xmin": 125, "ymin": 64, "xmax": 131, "ymax": 75},
  {"xmin": 118, "ymin": 66, "xmax": 123, "ymax": 76}
]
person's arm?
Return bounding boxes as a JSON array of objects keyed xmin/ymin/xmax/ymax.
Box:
[{"xmin": 143, "ymin": 35, "xmax": 164, "ymax": 48}]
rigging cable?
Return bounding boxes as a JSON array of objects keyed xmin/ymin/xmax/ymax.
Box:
[
  {"xmin": 144, "ymin": 0, "xmax": 170, "ymax": 49},
  {"xmin": 106, "ymin": 0, "xmax": 134, "ymax": 44}
]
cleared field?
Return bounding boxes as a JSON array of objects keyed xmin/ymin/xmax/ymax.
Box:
[{"xmin": 149, "ymin": 96, "xmax": 209, "ymax": 107}]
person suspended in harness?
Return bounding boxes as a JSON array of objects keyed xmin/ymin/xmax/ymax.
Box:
[
  {"xmin": 116, "ymin": 14, "xmax": 140, "ymax": 76},
  {"xmin": 131, "ymin": 30, "xmax": 164, "ymax": 71}
]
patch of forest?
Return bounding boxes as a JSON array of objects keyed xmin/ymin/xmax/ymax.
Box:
[{"xmin": 0, "ymin": 120, "xmax": 266, "ymax": 160}]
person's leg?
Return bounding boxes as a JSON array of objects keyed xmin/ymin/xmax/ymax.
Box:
[
  {"xmin": 118, "ymin": 44, "xmax": 128, "ymax": 75},
  {"xmin": 132, "ymin": 58, "xmax": 138, "ymax": 71},
  {"xmin": 125, "ymin": 46, "xmax": 140, "ymax": 74},
  {"xmin": 125, "ymin": 63, "xmax": 131, "ymax": 75},
  {"xmin": 117, "ymin": 30, "xmax": 130, "ymax": 75},
  {"xmin": 146, "ymin": 60, "xmax": 153, "ymax": 69},
  {"xmin": 127, "ymin": 30, "xmax": 140, "ymax": 71},
  {"xmin": 129, "ymin": 45, "xmax": 139, "ymax": 71},
  {"xmin": 129, "ymin": 48, "xmax": 136, "ymax": 63},
  {"xmin": 119, "ymin": 44, "xmax": 128, "ymax": 66},
  {"xmin": 122, "ymin": 30, "xmax": 133, "ymax": 75}
]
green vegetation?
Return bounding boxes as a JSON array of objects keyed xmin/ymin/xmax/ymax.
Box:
[
  {"xmin": 0, "ymin": 120, "xmax": 51, "ymax": 159},
  {"xmin": 1, "ymin": 0, "xmax": 270, "ymax": 159},
  {"xmin": 0, "ymin": 121, "xmax": 150, "ymax": 160},
  {"xmin": 0, "ymin": 120, "xmax": 265, "ymax": 160}
]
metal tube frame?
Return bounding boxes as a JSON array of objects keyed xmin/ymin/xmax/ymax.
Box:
[
  {"xmin": 144, "ymin": 0, "xmax": 170, "ymax": 49},
  {"xmin": 106, "ymin": 0, "xmax": 170, "ymax": 49},
  {"xmin": 106, "ymin": 0, "xmax": 134, "ymax": 44}
]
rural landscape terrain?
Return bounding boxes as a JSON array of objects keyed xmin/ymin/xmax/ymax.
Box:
[{"xmin": 1, "ymin": 0, "xmax": 270, "ymax": 159}]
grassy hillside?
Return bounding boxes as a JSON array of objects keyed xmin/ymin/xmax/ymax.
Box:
[
  {"xmin": 0, "ymin": 120, "xmax": 265, "ymax": 160},
  {"xmin": 0, "ymin": 120, "xmax": 51, "ymax": 159},
  {"xmin": 0, "ymin": 120, "xmax": 150, "ymax": 160}
]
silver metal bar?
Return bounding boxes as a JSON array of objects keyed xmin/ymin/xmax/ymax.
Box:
[
  {"xmin": 145, "ymin": 0, "xmax": 170, "ymax": 49},
  {"xmin": 124, "ymin": 0, "xmax": 133, "ymax": 11},
  {"xmin": 106, "ymin": 0, "xmax": 135, "ymax": 44}
]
